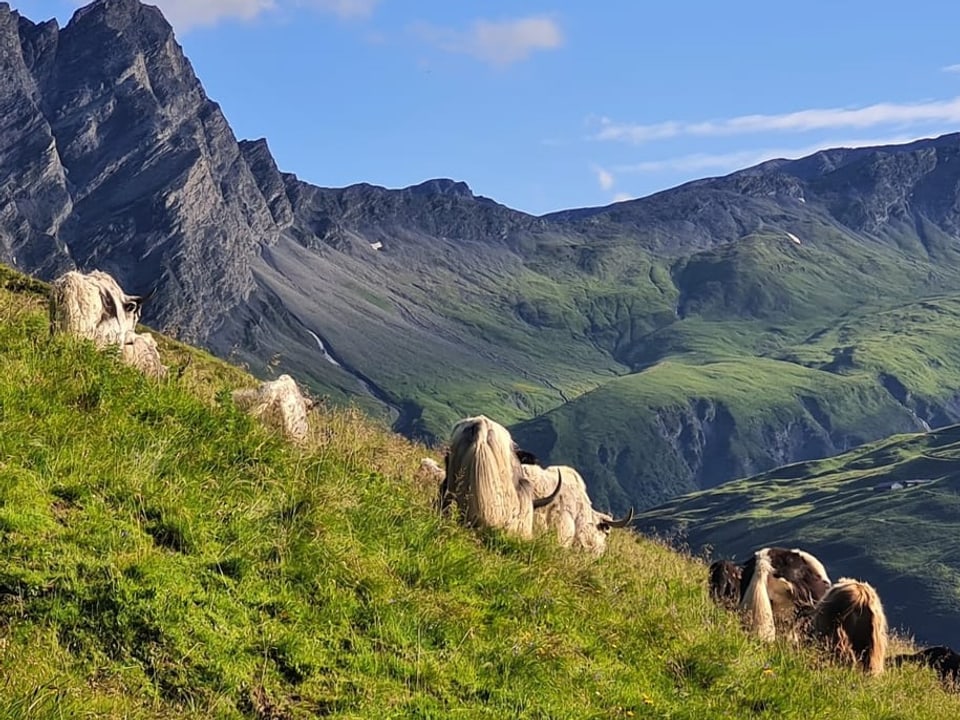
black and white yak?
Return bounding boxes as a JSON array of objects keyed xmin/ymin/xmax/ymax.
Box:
[
  {"xmin": 441, "ymin": 415, "xmax": 562, "ymax": 538},
  {"xmin": 739, "ymin": 547, "xmax": 832, "ymax": 642},
  {"xmin": 808, "ymin": 577, "xmax": 888, "ymax": 675}
]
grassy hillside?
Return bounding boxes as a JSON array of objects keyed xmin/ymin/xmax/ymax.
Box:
[
  {"xmin": 172, "ymin": 180, "xmax": 960, "ymax": 518},
  {"xmin": 513, "ymin": 291, "xmax": 960, "ymax": 512},
  {"xmin": 1, "ymin": 271, "xmax": 959, "ymax": 717},
  {"xmin": 635, "ymin": 422, "xmax": 960, "ymax": 650}
]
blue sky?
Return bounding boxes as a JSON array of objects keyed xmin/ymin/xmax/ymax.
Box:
[{"xmin": 18, "ymin": 0, "xmax": 960, "ymax": 215}]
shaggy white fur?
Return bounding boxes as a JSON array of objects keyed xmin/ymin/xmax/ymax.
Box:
[
  {"xmin": 521, "ymin": 464, "xmax": 631, "ymax": 555},
  {"xmin": 445, "ymin": 415, "xmax": 560, "ymax": 538}
]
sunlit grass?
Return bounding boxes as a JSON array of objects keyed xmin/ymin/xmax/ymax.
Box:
[{"xmin": 0, "ymin": 264, "xmax": 957, "ymax": 718}]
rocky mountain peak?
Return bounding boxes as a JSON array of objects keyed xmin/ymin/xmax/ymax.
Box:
[
  {"xmin": 0, "ymin": 0, "xmax": 287, "ymax": 342},
  {"xmin": 70, "ymin": 0, "xmax": 165, "ymax": 29},
  {"xmin": 407, "ymin": 178, "xmax": 474, "ymax": 198}
]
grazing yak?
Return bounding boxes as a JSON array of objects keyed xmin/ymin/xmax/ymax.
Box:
[
  {"xmin": 708, "ymin": 559, "xmax": 743, "ymax": 610},
  {"xmin": 739, "ymin": 546, "xmax": 832, "ymax": 642},
  {"xmin": 232, "ymin": 374, "xmax": 312, "ymax": 443},
  {"xmin": 894, "ymin": 645, "xmax": 960, "ymax": 687},
  {"xmin": 809, "ymin": 577, "xmax": 888, "ymax": 675},
  {"xmin": 442, "ymin": 415, "xmax": 561, "ymax": 538},
  {"xmin": 520, "ymin": 463, "xmax": 633, "ymax": 555},
  {"xmin": 49, "ymin": 269, "xmax": 165, "ymax": 377}
]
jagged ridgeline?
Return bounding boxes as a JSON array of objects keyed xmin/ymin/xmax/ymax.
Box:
[
  {"xmin": 7, "ymin": 0, "xmax": 960, "ymax": 515},
  {"xmin": 0, "ymin": 265, "xmax": 956, "ymax": 718}
]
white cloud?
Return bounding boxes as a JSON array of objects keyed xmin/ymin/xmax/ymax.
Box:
[
  {"xmin": 612, "ymin": 192, "xmax": 633, "ymax": 203},
  {"xmin": 593, "ymin": 96, "xmax": 960, "ymax": 144},
  {"xmin": 943, "ymin": 64, "xmax": 960, "ymax": 74},
  {"xmin": 299, "ymin": 0, "xmax": 380, "ymax": 19},
  {"xmin": 141, "ymin": 0, "xmax": 276, "ymax": 31},
  {"xmin": 613, "ymin": 135, "xmax": 926, "ymax": 175},
  {"xmin": 592, "ymin": 165, "xmax": 615, "ymax": 191},
  {"xmin": 415, "ymin": 16, "xmax": 563, "ymax": 68}
]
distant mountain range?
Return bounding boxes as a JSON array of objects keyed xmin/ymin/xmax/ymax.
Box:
[{"xmin": 7, "ymin": 0, "xmax": 960, "ymax": 512}]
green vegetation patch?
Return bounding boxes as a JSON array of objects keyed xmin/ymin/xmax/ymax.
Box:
[{"xmin": 0, "ymin": 269, "xmax": 957, "ymax": 716}]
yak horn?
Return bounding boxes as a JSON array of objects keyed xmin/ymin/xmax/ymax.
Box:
[
  {"xmin": 136, "ymin": 285, "xmax": 159, "ymax": 304},
  {"xmin": 532, "ymin": 469, "xmax": 563, "ymax": 509},
  {"xmin": 605, "ymin": 507, "xmax": 634, "ymax": 528}
]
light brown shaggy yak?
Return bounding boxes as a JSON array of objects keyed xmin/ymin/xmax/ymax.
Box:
[
  {"xmin": 442, "ymin": 415, "xmax": 561, "ymax": 538},
  {"xmin": 809, "ymin": 577, "xmax": 888, "ymax": 676}
]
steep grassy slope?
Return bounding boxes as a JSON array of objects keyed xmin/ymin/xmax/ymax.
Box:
[
  {"xmin": 513, "ymin": 292, "xmax": 960, "ymax": 512},
  {"xmin": 1, "ymin": 271, "xmax": 959, "ymax": 717},
  {"xmin": 635, "ymin": 423, "xmax": 960, "ymax": 650}
]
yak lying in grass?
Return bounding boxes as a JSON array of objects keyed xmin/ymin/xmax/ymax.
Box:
[{"xmin": 233, "ymin": 374, "xmax": 313, "ymax": 443}]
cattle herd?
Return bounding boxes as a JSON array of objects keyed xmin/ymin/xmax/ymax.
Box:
[
  {"xmin": 709, "ymin": 550, "xmax": 960, "ymax": 686},
  {"xmin": 44, "ymin": 269, "xmax": 960, "ymax": 692}
]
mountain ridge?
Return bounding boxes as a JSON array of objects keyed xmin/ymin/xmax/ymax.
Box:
[{"xmin": 7, "ymin": 0, "xmax": 960, "ymax": 513}]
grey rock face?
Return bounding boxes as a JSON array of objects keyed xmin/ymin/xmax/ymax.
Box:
[
  {"xmin": 0, "ymin": 0, "xmax": 281, "ymax": 341},
  {"xmin": 0, "ymin": 7, "xmax": 73, "ymax": 275},
  {"xmin": 239, "ymin": 139, "xmax": 293, "ymax": 229}
]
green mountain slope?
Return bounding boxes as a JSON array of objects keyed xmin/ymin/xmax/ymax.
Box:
[
  {"xmin": 1, "ymin": 269, "xmax": 958, "ymax": 717},
  {"xmin": 636, "ymin": 422, "xmax": 960, "ymax": 650},
  {"xmin": 513, "ymin": 292, "xmax": 960, "ymax": 513}
]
